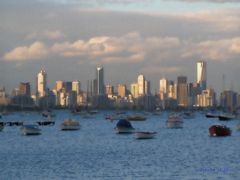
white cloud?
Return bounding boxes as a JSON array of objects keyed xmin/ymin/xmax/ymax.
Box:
[{"xmin": 3, "ymin": 41, "xmax": 48, "ymax": 61}]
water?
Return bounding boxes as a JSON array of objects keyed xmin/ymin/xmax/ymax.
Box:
[{"xmin": 0, "ymin": 111, "xmax": 240, "ymax": 180}]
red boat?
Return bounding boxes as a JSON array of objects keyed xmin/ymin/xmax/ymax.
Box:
[{"xmin": 209, "ymin": 125, "xmax": 231, "ymax": 137}]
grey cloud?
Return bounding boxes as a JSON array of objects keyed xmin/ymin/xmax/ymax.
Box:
[{"xmin": 167, "ymin": 0, "xmax": 240, "ymax": 3}]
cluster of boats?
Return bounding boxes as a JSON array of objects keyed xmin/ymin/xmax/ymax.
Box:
[{"xmin": 1, "ymin": 109, "xmax": 239, "ymax": 138}]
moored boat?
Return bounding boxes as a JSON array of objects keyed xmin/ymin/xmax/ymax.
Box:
[
  {"xmin": 166, "ymin": 113, "xmax": 183, "ymax": 129},
  {"xmin": 61, "ymin": 118, "xmax": 80, "ymax": 131},
  {"xmin": 127, "ymin": 115, "xmax": 146, "ymax": 121},
  {"xmin": 0, "ymin": 122, "xmax": 4, "ymax": 131},
  {"xmin": 209, "ymin": 125, "xmax": 231, "ymax": 137},
  {"xmin": 20, "ymin": 125, "xmax": 41, "ymax": 135},
  {"xmin": 115, "ymin": 119, "xmax": 134, "ymax": 134},
  {"xmin": 135, "ymin": 131, "xmax": 157, "ymax": 139},
  {"xmin": 218, "ymin": 113, "xmax": 235, "ymax": 121},
  {"xmin": 206, "ymin": 113, "xmax": 219, "ymax": 118}
]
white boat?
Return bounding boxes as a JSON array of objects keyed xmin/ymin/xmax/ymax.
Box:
[
  {"xmin": 20, "ymin": 125, "xmax": 41, "ymax": 135},
  {"xmin": 166, "ymin": 114, "xmax": 183, "ymax": 129},
  {"xmin": 61, "ymin": 118, "xmax": 80, "ymax": 131},
  {"xmin": 115, "ymin": 119, "xmax": 134, "ymax": 134},
  {"xmin": 135, "ymin": 131, "xmax": 157, "ymax": 139}
]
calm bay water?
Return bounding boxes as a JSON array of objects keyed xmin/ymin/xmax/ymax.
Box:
[{"xmin": 0, "ymin": 110, "xmax": 240, "ymax": 180}]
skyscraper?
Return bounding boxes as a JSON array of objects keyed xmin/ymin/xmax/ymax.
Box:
[
  {"xmin": 138, "ymin": 74, "xmax": 145, "ymax": 96},
  {"xmin": 117, "ymin": 84, "xmax": 126, "ymax": 98},
  {"xmin": 159, "ymin": 78, "xmax": 168, "ymax": 100},
  {"xmin": 177, "ymin": 76, "xmax": 188, "ymax": 107},
  {"xmin": 19, "ymin": 82, "xmax": 31, "ymax": 96},
  {"xmin": 72, "ymin": 81, "xmax": 81, "ymax": 95},
  {"xmin": 36, "ymin": 69, "xmax": 47, "ymax": 97},
  {"xmin": 197, "ymin": 61, "xmax": 207, "ymax": 90},
  {"xmin": 96, "ymin": 67, "xmax": 105, "ymax": 95}
]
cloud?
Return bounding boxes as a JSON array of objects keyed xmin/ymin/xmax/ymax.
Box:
[
  {"xmin": 167, "ymin": 0, "xmax": 240, "ymax": 3},
  {"xmin": 26, "ymin": 30, "xmax": 65, "ymax": 40},
  {"xmin": 3, "ymin": 41, "xmax": 48, "ymax": 61}
]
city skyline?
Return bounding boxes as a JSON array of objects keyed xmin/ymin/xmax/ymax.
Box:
[{"xmin": 0, "ymin": 0, "xmax": 240, "ymax": 94}]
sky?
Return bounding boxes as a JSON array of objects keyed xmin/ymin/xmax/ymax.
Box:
[{"xmin": 0, "ymin": 0, "xmax": 240, "ymax": 95}]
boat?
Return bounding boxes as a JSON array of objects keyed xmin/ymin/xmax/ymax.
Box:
[
  {"xmin": 206, "ymin": 113, "xmax": 219, "ymax": 118},
  {"xmin": 135, "ymin": 131, "xmax": 157, "ymax": 139},
  {"xmin": 166, "ymin": 113, "xmax": 183, "ymax": 129},
  {"xmin": 20, "ymin": 125, "xmax": 41, "ymax": 135},
  {"xmin": 182, "ymin": 111, "xmax": 195, "ymax": 119},
  {"xmin": 209, "ymin": 125, "xmax": 231, "ymax": 137},
  {"xmin": 42, "ymin": 109, "xmax": 55, "ymax": 118},
  {"xmin": 127, "ymin": 115, "xmax": 146, "ymax": 121},
  {"xmin": 0, "ymin": 122, "xmax": 4, "ymax": 131},
  {"xmin": 237, "ymin": 124, "xmax": 240, "ymax": 131},
  {"xmin": 37, "ymin": 120, "xmax": 55, "ymax": 126},
  {"xmin": 218, "ymin": 113, "xmax": 235, "ymax": 121},
  {"xmin": 61, "ymin": 118, "xmax": 80, "ymax": 131},
  {"xmin": 115, "ymin": 119, "xmax": 134, "ymax": 134}
]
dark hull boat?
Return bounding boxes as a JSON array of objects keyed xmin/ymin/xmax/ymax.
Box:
[
  {"xmin": 206, "ymin": 113, "xmax": 218, "ymax": 118},
  {"xmin": 218, "ymin": 114, "xmax": 234, "ymax": 121},
  {"xmin": 209, "ymin": 125, "xmax": 231, "ymax": 137}
]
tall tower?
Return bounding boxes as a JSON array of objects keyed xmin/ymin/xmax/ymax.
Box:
[
  {"xmin": 96, "ymin": 67, "xmax": 105, "ymax": 95},
  {"xmin": 36, "ymin": 69, "xmax": 47, "ymax": 97},
  {"xmin": 159, "ymin": 78, "xmax": 168, "ymax": 100},
  {"xmin": 138, "ymin": 74, "xmax": 145, "ymax": 96},
  {"xmin": 197, "ymin": 61, "xmax": 207, "ymax": 90}
]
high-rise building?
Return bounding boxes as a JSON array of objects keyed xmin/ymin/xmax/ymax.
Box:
[
  {"xmin": 138, "ymin": 74, "xmax": 145, "ymax": 96},
  {"xmin": 36, "ymin": 69, "xmax": 47, "ymax": 97},
  {"xmin": 19, "ymin": 82, "xmax": 31, "ymax": 96},
  {"xmin": 64, "ymin": 81, "xmax": 72, "ymax": 93},
  {"xmin": 105, "ymin": 84, "xmax": 114, "ymax": 95},
  {"xmin": 72, "ymin": 81, "xmax": 81, "ymax": 95},
  {"xmin": 117, "ymin": 84, "xmax": 126, "ymax": 98},
  {"xmin": 55, "ymin": 81, "xmax": 64, "ymax": 91},
  {"xmin": 197, "ymin": 61, "xmax": 207, "ymax": 90},
  {"xmin": 177, "ymin": 76, "xmax": 188, "ymax": 107},
  {"xmin": 160, "ymin": 78, "xmax": 168, "ymax": 100},
  {"xmin": 145, "ymin": 80, "xmax": 151, "ymax": 95},
  {"xmin": 130, "ymin": 83, "xmax": 139, "ymax": 98},
  {"xmin": 168, "ymin": 81, "xmax": 177, "ymax": 99},
  {"xmin": 96, "ymin": 67, "xmax": 105, "ymax": 95}
]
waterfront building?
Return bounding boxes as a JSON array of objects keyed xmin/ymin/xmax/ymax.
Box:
[
  {"xmin": 105, "ymin": 84, "xmax": 114, "ymax": 96},
  {"xmin": 177, "ymin": 76, "xmax": 188, "ymax": 107},
  {"xmin": 130, "ymin": 83, "xmax": 139, "ymax": 98},
  {"xmin": 160, "ymin": 78, "xmax": 168, "ymax": 100},
  {"xmin": 145, "ymin": 80, "xmax": 151, "ymax": 95},
  {"xmin": 55, "ymin": 81, "xmax": 64, "ymax": 92},
  {"xmin": 197, "ymin": 61, "xmax": 207, "ymax": 90},
  {"xmin": 96, "ymin": 67, "xmax": 105, "ymax": 95},
  {"xmin": 0, "ymin": 87, "xmax": 10, "ymax": 106},
  {"xmin": 117, "ymin": 84, "xmax": 126, "ymax": 98},
  {"xmin": 138, "ymin": 74, "xmax": 145, "ymax": 96},
  {"xmin": 168, "ymin": 81, "xmax": 177, "ymax": 99},
  {"xmin": 64, "ymin": 81, "xmax": 72, "ymax": 93},
  {"xmin": 197, "ymin": 88, "xmax": 216, "ymax": 107},
  {"xmin": 36, "ymin": 69, "xmax": 47, "ymax": 97},
  {"xmin": 72, "ymin": 81, "xmax": 81, "ymax": 95},
  {"xmin": 19, "ymin": 82, "xmax": 31, "ymax": 97},
  {"xmin": 220, "ymin": 90, "xmax": 238, "ymax": 112}
]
